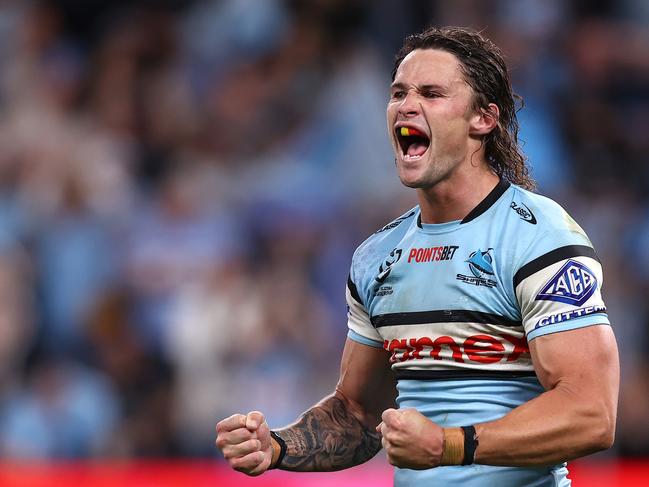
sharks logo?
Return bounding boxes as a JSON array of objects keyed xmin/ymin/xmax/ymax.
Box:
[
  {"xmin": 536, "ymin": 259, "xmax": 597, "ymax": 306},
  {"xmin": 467, "ymin": 248, "xmax": 495, "ymax": 278},
  {"xmin": 457, "ymin": 249, "xmax": 498, "ymax": 288}
]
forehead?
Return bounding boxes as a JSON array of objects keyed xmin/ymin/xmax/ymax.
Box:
[{"xmin": 393, "ymin": 49, "xmax": 465, "ymax": 86}]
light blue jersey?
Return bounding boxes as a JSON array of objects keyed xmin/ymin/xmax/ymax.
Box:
[{"xmin": 346, "ymin": 180, "xmax": 609, "ymax": 486}]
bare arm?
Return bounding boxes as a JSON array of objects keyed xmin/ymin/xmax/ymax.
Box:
[
  {"xmin": 378, "ymin": 324, "xmax": 619, "ymax": 469},
  {"xmin": 216, "ymin": 338, "xmax": 396, "ymax": 474},
  {"xmin": 474, "ymin": 324, "xmax": 619, "ymax": 466},
  {"xmin": 274, "ymin": 338, "xmax": 396, "ymax": 471}
]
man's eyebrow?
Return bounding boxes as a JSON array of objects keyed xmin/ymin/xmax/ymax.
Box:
[
  {"xmin": 418, "ymin": 84, "xmax": 447, "ymax": 92},
  {"xmin": 389, "ymin": 82, "xmax": 447, "ymax": 91}
]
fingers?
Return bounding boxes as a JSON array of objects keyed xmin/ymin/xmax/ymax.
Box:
[
  {"xmin": 378, "ymin": 408, "xmax": 444, "ymax": 470},
  {"xmin": 216, "ymin": 414, "xmax": 247, "ymax": 434},
  {"xmin": 222, "ymin": 438, "xmax": 263, "ymax": 459},
  {"xmin": 381, "ymin": 408, "xmax": 401, "ymax": 428},
  {"xmin": 215, "ymin": 412, "xmax": 272, "ymax": 476},
  {"xmin": 246, "ymin": 411, "xmax": 265, "ymax": 431},
  {"xmin": 230, "ymin": 450, "xmax": 267, "ymax": 474},
  {"xmin": 216, "ymin": 428, "xmax": 256, "ymax": 454}
]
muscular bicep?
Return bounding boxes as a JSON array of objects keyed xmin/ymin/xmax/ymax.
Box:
[
  {"xmin": 530, "ymin": 325, "xmax": 619, "ymax": 416},
  {"xmin": 336, "ymin": 338, "xmax": 397, "ymax": 428}
]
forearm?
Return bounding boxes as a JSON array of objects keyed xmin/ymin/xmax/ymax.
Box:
[
  {"xmin": 272, "ymin": 391, "xmax": 382, "ymax": 471},
  {"xmin": 475, "ymin": 382, "xmax": 616, "ymax": 466}
]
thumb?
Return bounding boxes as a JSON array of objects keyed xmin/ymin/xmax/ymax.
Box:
[
  {"xmin": 256, "ymin": 420, "xmax": 272, "ymax": 451},
  {"xmin": 246, "ymin": 411, "xmax": 266, "ymax": 431}
]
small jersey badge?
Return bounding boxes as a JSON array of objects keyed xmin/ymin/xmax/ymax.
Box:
[
  {"xmin": 536, "ymin": 259, "xmax": 597, "ymax": 306},
  {"xmin": 456, "ymin": 248, "xmax": 497, "ymax": 288},
  {"xmin": 376, "ymin": 248, "xmax": 402, "ymax": 283}
]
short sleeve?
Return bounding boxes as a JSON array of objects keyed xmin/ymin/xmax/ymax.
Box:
[
  {"xmin": 514, "ymin": 244, "xmax": 610, "ymax": 341},
  {"xmin": 346, "ymin": 276, "xmax": 383, "ymax": 348}
]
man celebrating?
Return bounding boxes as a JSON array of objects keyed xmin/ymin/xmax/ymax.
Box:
[{"xmin": 216, "ymin": 26, "xmax": 618, "ymax": 486}]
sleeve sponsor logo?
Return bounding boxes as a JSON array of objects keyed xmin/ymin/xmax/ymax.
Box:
[
  {"xmin": 510, "ymin": 201, "xmax": 537, "ymax": 224},
  {"xmin": 535, "ymin": 305, "xmax": 607, "ymax": 329},
  {"xmin": 456, "ymin": 248, "xmax": 497, "ymax": 288},
  {"xmin": 536, "ymin": 259, "xmax": 597, "ymax": 306}
]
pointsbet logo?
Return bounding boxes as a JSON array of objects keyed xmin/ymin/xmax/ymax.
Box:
[{"xmin": 407, "ymin": 245, "xmax": 459, "ymax": 263}]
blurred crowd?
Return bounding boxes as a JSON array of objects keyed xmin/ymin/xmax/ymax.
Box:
[{"xmin": 0, "ymin": 0, "xmax": 648, "ymax": 460}]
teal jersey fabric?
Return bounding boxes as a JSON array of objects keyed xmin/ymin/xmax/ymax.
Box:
[{"xmin": 346, "ymin": 180, "xmax": 609, "ymax": 486}]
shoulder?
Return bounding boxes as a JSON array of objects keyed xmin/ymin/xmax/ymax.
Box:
[
  {"xmin": 506, "ymin": 185, "xmax": 601, "ymax": 286},
  {"xmin": 355, "ymin": 207, "xmax": 417, "ymax": 255},
  {"xmin": 349, "ymin": 207, "xmax": 417, "ymax": 283},
  {"xmin": 507, "ymin": 185, "xmax": 593, "ymax": 251}
]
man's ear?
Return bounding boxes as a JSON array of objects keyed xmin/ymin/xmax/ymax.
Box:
[{"xmin": 469, "ymin": 103, "xmax": 499, "ymax": 136}]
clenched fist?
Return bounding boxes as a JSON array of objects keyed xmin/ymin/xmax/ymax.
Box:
[
  {"xmin": 377, "ymin": 408, "xmax": 444, "ymax": 470},
  {"xmin": 216, "ymin": 411, "xmax": 274, "ymax": 476}
]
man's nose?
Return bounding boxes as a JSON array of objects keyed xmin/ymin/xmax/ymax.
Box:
[{"xmin": 398, "ymin": 92, "xmax": 420, "ymax": 117}]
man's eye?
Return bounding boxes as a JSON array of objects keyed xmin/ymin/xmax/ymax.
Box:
[
  {"xmin": 422, "ymin": 91, "xmax": 441, "ymax": 98},
  {"xmin": 391, "ymin": 91, "xmax": 405, "ymax": 99}
]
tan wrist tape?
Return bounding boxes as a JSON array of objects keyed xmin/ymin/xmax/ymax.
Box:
[{"xmin": 440, "ymin": 427, "xmax": 465, "ymax": 466}]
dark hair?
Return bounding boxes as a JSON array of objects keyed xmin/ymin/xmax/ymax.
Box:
[{"xmin": 392, "ymin": 26, "xmax": 535, "ymax": 190}]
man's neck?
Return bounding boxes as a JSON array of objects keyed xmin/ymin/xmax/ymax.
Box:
[{"xmin": 416, "ymin": 169, "xmax": 501, "ymax": 224}]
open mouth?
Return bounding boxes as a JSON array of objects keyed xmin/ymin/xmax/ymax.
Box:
[{"xmin": 396, "ymin": 127, "xmax": 430, "ymax": 160}]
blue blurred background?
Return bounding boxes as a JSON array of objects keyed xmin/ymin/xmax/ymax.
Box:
[{"xmin": 0, "ymin": 0, "xmax": 648, "ymax": 463}]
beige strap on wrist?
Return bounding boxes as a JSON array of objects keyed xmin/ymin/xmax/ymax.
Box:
[
  {"xmin": 270, "ymin": 436, "xmax": 281, "ymax": 467},
  {"xmin": 440, "ymin": 427, "xmax": 465, "ymax": 466}
]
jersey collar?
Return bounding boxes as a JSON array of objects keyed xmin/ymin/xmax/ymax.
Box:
[{"xmin": 416, "ymin": 178, "xmax": 511, "ymax": 228}]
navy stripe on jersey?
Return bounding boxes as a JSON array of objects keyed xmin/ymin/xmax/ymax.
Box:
[
  {"xmin": 347, "ymin": 275, "xmax": 363, "ymax": 305},
  {"xmin": 371, "ymin": 310, "xmax": 521, "ymax": 328},
  {"xmin": 394, "ymin": 369, "xmax": 537, "ymax": 381},
  {"xmin": 513, "ymin": 245, "xmax": 600, "ymax": 288}
]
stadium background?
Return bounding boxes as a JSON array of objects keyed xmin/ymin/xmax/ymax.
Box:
[{"xmin": 0, "ymin": 0, "xmax": 648, "ymax": 485}]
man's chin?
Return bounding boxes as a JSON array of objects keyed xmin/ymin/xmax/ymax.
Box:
[
  {"xmin": 398, "ymin": 173, "xmax": 433, "ymax": 189},
  {"xmin": 399, "ymin": 178, "xmax": 423, "ymax": 189}
]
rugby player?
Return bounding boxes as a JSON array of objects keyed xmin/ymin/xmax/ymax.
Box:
[{"xmin": 215, "ymin": 26, "xmax": 619, "ymax": 486}]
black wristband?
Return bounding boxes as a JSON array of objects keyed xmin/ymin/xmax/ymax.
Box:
[
  {"xmin": 269, "ymin": 430, "xmax": 287, "ymax": 469},
  {"xmin": 461, "ymin": 425, "xmax": 478, "ymax": 465}
]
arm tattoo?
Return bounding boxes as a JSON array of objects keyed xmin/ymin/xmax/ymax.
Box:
[{"xmin": 275, "ymin": 395, "xmax": 382, "ymax": 471}]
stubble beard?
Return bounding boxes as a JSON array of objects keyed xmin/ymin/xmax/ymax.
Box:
[{"xmin": 397, "ymin": 157, "xmax": 453, "ymax": 190}]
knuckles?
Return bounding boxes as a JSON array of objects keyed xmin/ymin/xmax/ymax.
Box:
[{"xmin": 215, "ymin": 437, "xmax": 227, "ymax": 450}]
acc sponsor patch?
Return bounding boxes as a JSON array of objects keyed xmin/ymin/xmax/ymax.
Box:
[{"xmin": 536, "ymin": 259, "xmax": 597, "ymax": 306}]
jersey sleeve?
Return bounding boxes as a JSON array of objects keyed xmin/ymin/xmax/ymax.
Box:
[
  {"xmin": 513, "ymin": 232, "xmax": 610, "ymax": 341},
  {"xmin": 346, "ymin": 275, "xmax": 383, "ymax": 348}
]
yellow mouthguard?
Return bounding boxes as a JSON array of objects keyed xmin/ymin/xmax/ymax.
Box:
[{"xmin": 399, "ymin": 127, "xmax": 424, "ymax": 137}]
